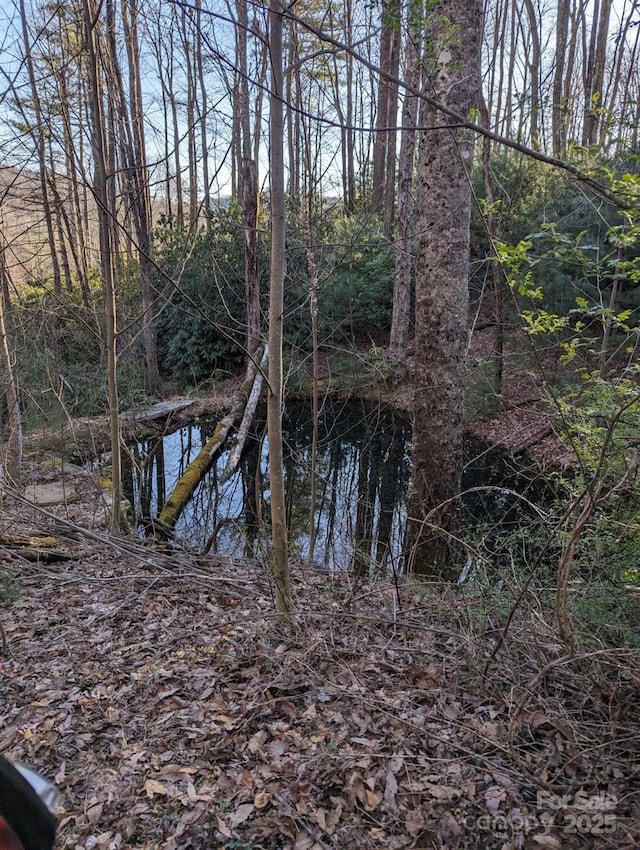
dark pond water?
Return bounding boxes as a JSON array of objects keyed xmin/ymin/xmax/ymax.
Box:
[{"xmin": 122, "ymin": 399, "xmax": 548, "ymax": 573}]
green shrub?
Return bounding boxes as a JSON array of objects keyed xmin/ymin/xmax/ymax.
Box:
[
  {"xmin": 154, "ymin": 210, "xmax": 252, "ymax": 384},
  {"xmin": 285, "ymin": 214, "xmax": 395, "ymax": 350}
]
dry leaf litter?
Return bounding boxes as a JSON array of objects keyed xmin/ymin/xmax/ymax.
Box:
[{"xmin": 1, "ymin": 496, "xmax": 638, "ymax": 850}]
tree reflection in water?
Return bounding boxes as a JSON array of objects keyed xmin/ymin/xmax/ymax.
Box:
[
  {"xmin": 122, "ymin": 398, "xmax": 550, "ymax": 574},
  {"xmin": 123, "ymin": 399, "xmax": 411, "ymax": 572}
]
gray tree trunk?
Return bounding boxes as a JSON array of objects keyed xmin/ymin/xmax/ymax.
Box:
[
  {"xmin": 553, "ymin": 0, "xmax": 570, "ymax": 156},
  {"xmin": 19, "ymin": 0, "xmax": 62, "ymax": 296},
  {"xmin": 389, "ymin": 4, "xmax": 422, "ymax": 374},
  {"xmin": 0, "ymin": 247, "xmax": 21, "ymax": 492},
  {"xmin": 267, "ymin": 0, "xmax": 292, "ymax": 619},
  {"xmin": 83, "ymin": 0, "xmax": 124, "ymax": 537},
  {"xmin": 122, "ymin": 0, "xmax": 161, "ymax": 397},
  {"xmin": 405, "ymin": 0, "xmax": 482, "ymax": 578}
]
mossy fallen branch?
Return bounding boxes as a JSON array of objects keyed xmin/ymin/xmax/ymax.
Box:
[
  {"xmin": 0, "ymin": 533, "xmax": 59, "ymax": 548},
  {"xmin": 154, "ymin": 348, "xmax": 266, "ymax": 540}
]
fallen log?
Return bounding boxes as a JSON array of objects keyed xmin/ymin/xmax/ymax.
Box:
[
  {"xmin": 0, "ymin": 532, "xmax": 59, "ymax": 548},
  {"xmin": 505, "ymin": 425, "xmax": 553, "ymax": 456},
  {"xmin": 155, "ymin": 348, "xmax": 266, "ymax": 540},
  {"xmin": 221, "ymin": 346, "xmax": 268, "ymax": 483}
]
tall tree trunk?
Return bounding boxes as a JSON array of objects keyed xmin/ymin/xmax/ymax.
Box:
[
  {"xmin": 153, "ymin": 13, "xmax": 183, "ymax": 226},
  {"xmin": 83, "ymin": 0, "xmax": 124, "ymax": 537},
  {"xmin": 553, "ymin": 0, "xmax": 570, "ymax": 155},
  {"xmin": 19, "ymin": 0, "xmax": 62, "ymax": 296},
  {"xmin": 383, "ymin": 18, "xmax": 401, "ymax": 237},
  {"xmin": 237, "ymin": 0, "xmax": 261, "ymax": 361},
  {"xmin": 268, "ymin": 0, "xmax": 292, "ymax": 619},
  {"xmin": 194, "ymin": 0, "xmax": 211, "ymax": 223},
  {"xmin": 582, "ymin": 0, "xmax": 612, "ymax": 146},
  {"xmin": 180, "ymin": 8, "xmax": 199, "ymax": 226},
  {"xmin": 0, "ymin": 238, "xmax": 21, "ymax": 492},
  {"xmin": 389, "ymin": 3, "xmax": 422, "ymax": 374},
  {"xmin": 242, "ymin": 159, "xmax": 261, "ymax": 360},
  {"xmin": 121, "ymin": 0, "xmax": 161, "ymax": 396},
  {"xmin": 504, "ymin": 0, "xmax": 517, "ymax": 139},
  {"xmin": 344, "ymin": 0, "xmax": 355, "ymax": 213},
  {"xmin": 522, "ymin": 0, "xmax": 542, "ymax": 149},
  {"xmin": 405, "ymin": 0, "xmax": 481, "ymax": 578},
  {"xmin": 371, "ymin": 0, "xmax": 400, "ymax": 223},
  {"xmin": 618, "ymin": 24, "xmax": 640, "ymax": 153},
  {"xmin": 61, "ymin": 71, "xmax": 91, "ymax": 304},
  {"xmin": 324, "ymin": 0, "xmax": 356, "ymax": 212},
  {"xmin": 285, "ymin": 20, "xmax": 301, "ymax": 201},
  {"xmin": 600, "ymin": 2, "xmax": 636, "ymax": 149},
  {"xmin": 563, "ymin": 0, "xmax": 582, "ymax": 142},
  {"xmin": 371, "ymin": 1, "xmax": 394, "ymax": 213},
  {"xmin": 479, "ymin": 96, "xmax": 504, "ymax": 399}
]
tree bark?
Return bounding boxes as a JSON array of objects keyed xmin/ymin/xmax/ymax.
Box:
[
  {"xmin": 121, "ymin": 0, "xmax": 161, "ymax": 397},
  {"xmin": 19, "ymin": 0, "xmax": 62, "ymax": 296},
  {"xmin": 0, "ymin": 245, "xmax": 21, "ymax": 492},
  {"xmin": 583, "ymin": 0, "xmax": 612, "ymax": 146},
  {"xmin": 383, "ymin": 17, "xmax": 401, "ymax": 237},
  {"xmin": 83, "ymin": 0, "xmax": 124, "ymax": 537},
  {"xmin": 389, "ymin": 3, "xmax": 422, "ymax": 373},
  {"xmin": 405, "ymin": 0, "xmax": 482, "ymax": 578},
  {"xmin": 267, "ymin": 0, "xmax": 292, "ymax": 619},
  {"xmin": 522, "ymin": 0, "xmax": 542, "ymax": 149},
  {"xmin": 553, "ymin": 0, "xmax": 570, "ymax": 155},
  {"xmin": 372, "ymin": 2, "xmax": 394, "ymax": 212}
]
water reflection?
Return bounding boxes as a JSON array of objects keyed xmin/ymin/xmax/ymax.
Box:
[
  {"xmin": 122, "ymin": 399, "xmax": 550, "ymax": 573},
  {"xmin": 122, "ymin": 399, "xmax": 411, "ymax": 571}
]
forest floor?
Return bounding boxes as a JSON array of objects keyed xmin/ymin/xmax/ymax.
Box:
[
  {"xmin": 1, "ymin": 330, "xmax": 639, "ymax": 849},
  {"xmin": 1, "ymin": 522, "xmax": 639, "ymax": 850}
]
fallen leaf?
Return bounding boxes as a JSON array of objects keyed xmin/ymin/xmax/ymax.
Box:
[
  {"xmin": 216, "ymin": 816, "xmax": 232, "ymax": 838},
  {"xmin": 254, "ymin": 791, "xmax": 271, "ymax": 809},
  {"xmin": 247, "ymin": 729, "xmax": 268, "ymax": 754},
  {"xmin": 531, "ymin": 836, "xmax": 562, "ymax": 848},
  {"xmin": 144, "ymin": 779, "xmax": 169, "ymax": 798},
  {"xmin": 228, "ymin": 802, "xmax": 254, "ymax": 827},
  {"xmin": 424, "ymin": 782, "xmax": 460, "ymax": 802},
  {"xmin": 485, "ymin": 785, "xmax": 505, "ymax": 814},
  {"xmin": 383, "ymin": 769, "xmax": 398, "ymax": 808},
  {"xmin": 405, "ymin": 809, "xmax": 427, "ymax": 836},
  {"xmin": 212, "ymin": 713, "xmax": 236, "ymax": 731},
  {"xmin": 364, "ymin": 789, "xmax": 382, "ymax": 811}
]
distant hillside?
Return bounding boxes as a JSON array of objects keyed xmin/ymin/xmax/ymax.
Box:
[{"xmin": 0, "ymin": 164, "xmax": 54, "ymax": 289}]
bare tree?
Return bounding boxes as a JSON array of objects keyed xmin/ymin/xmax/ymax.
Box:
[
  {"xmin": 82, "ymin": 0, "xmax": 124, "ymax": 536},
  {"xmin": 0, "ymin": 220, "xmax": 22, "ymax": 492},
  {"xmin": 372, "ymin": 0, "xmax": 400, "ymax": 218},
  {"xmin": 583, "ymin": 0, "xmax": 612, "ymax": 146},
  {"xmin": 553, "ymin": 0, "xmax": 571, "ymax": 155},
  {"xmin": 121, "ymin": 0, "xmax": 160, "ymax": 396},
  {"xmin": 389, "ymin": 0, "xmax": 422, "ymax": 374},
  {"xmin": 267, "ymin": 0, "xmax": 291, "ymax": 618},
  {"xmin": 236, "ymin": 0, "xmax": 261, "ymax": 360},
  {"xmin": 18, "ymin": 0, "xmax": 62, "ymax": 295}
]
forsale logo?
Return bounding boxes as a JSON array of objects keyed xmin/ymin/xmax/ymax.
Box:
[
  {"xmin": 470, "ymin": 791, "xmax": 618, "ymax": 835},
  {"xmin": 536, "ymin": 790, "xmax": 618, "ymax": 835},
  {"xmin": 537, "ymin": 791, "xmax": 618, "ymax": 812}
]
